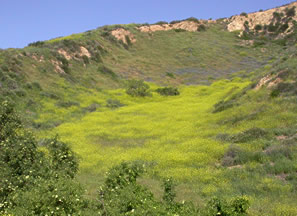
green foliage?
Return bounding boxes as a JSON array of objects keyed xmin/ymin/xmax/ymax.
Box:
[
  {"xmin": 154, "ymin": 21, "xmax": 168, "ymax": 25},
  {"xmin": 106, "ymin": 98, "xmax": 125, "ymax": 109},
  {"xmin": 162, "ymin": 177, "xmax": 176, "ymax": 203},
  {"xmin": 207, "ymin": 196, "xmax": 250, "ymax": 216},
  {"xmin": 97, "ymin": 65, "xmax": 117, "ymax": 79},
  {"xmin": 156, "ymin": 86, "xmax": 180, "ymax": 96},
  {"xmin": 230, "ymin": 127, "xmax": 268, "ymax": 143},
  {"xmin": 126, "ymin": 80, "xmax": 151, "ymax": 97},
  {"xmin": 197, "ymin": 24, "xmax": 207, "ymax": 32},
  {"xmin": 56, "ymin": 100, "xmax": 80, "ymax": 108},
  {"xmin": 166, "ymin": 72, "xmax": 175, "ymax": 78},
  {"xmin": 186, "ymin": 17, "xmax": 200, "ymax": 23},
  {"xmin": 28, "ymin": 41, "xmax": 45, "ymax": 47},
  {"xmin": 255, "ymin": 24, "xmax": 262, "ymax": 31},
  {"xmin": 240, "ymin": 12, "xmax": 248, "ymax": 17},
  {"xmin": 6, "ymin": 178, "xmax": 86, "ymax": 216},
  {"xmin": 82, "ymin": 55, "xmax": 90, "ymax": 65},
  {"xmin": 0, "ymin": 102, "xmax": 85, "ymax": 215},
  {"xmin": 285, "ymin": 6, "xmax": 296, "ymax": 17},
  {"xmin": 174, "ymin": 28, "xmax": 187, "ymax": 32},
  {"xmin": 46, "ymin": 137, "xmax": 79, "ymax": 178},
  {"xmin": 270, "ymin": 82, "xmax": 297, "ymax": 97},
  {"xmin": 213, "ymin": 99, "xmax": 236, "ymax": 113}
]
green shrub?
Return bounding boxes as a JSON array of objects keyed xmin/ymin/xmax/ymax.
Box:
[
  {"xmin": 186, "ymin": 17, "xmax": 200, "ymax": 23},
  {"xmin": 240, "ymin": 12, "xmax": 248, "ymax": 17},
  {"xmin": 126, "ymin": 80, "xmax": 151, "ymax": 97},
  {"xmin": 6, "ymin": 178, "xmax": 85, "ymax": 216},
  {"xmin": 270, "ymin": 82, "xmax": 297, "ymax": 97},
  {"xmin": 56, "ymin": 100, "xmax": 80, "ymax": 108},
  {"xmin": 166, "ymin": 72, "xmax": 175, "ymax": 78},
  {"xmin": 0, "ymin": 101, "xmax": 86, "ymax": 215},
  {"xmin": 267, "ymin": 23, "xmax": 279, "ymax": 32},
  {"xmin": 213, "ymin": 99, "xmax": 236, "ymax": 113},
  {"xmin": 46, "ymin": 137, "xmax": 79, "ymax": 178},
  {"xmin": 170, "ymin": 20, "xmax": 182, "ymax": 24},
  {"xmin": 255, "ymin": 24, "xmax": 262, "ymax": 31},
  {"xmin": 231, "ymin": 127, "xmax": 268, "ymax": 143},
  {"xmin": 174, "ymin": 28, "xmax": 186, "ymax": 33},
  {"xmin": 154, "ymin": 21, "xmax": 168, "ymax": 25},
  {"xmin": 207, "ymin": 196, "xmax": 250, "ymax": 216},
  {"xmin": 197, "ymin": 24, "xmax": 206, "ymax": 32},
  {"xmin": 28, "ymin": 41, "xmax": 45, "ymax": 47},
  {"xmin": 97, "ymin": 65, "xmax": 117, "ymax": 79},
  {"xmin": 156, "ymin": 86, "xmax": 180, "ymax": 96},
  {"xmin": 83, "ymin": 103, "xmax": 101, "ymax": 112},
  {"xmin": 285, "ymin": 6, "xmax": 296, "ymax": 17},
  {"xmin": 106, "ymin": 98, "xmax": 125, "ymax": 109},
  {"xmin": 279, "ymin": 23, "xmax": 289, "ymax": 33},
  {"xmin": 82, "ymin": 55, "xmax": 90, "ymax": 64},
  {"xmin": 162, "ymin": 178, "xmax": 176, "ymax": 204}
]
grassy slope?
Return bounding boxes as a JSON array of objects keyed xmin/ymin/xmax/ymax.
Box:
[
  {"xmin": 1, "ymin": 21, "xmax": 297, "ymax": 215},
  {"xmin": 37, "ymin": 77, "xmax": 297, "ymax": 215}
]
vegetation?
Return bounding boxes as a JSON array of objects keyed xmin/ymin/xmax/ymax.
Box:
[
  {"xmin": 126, "ymin": 80, "xmax": 151, "ymax": 97},
  {"xmin": 156, "ymin": 86, "xmax": 180, "ymax": 96},
  {"xmin": 0, "ymin": 4, "xmax": 297, "ymax": 214}
]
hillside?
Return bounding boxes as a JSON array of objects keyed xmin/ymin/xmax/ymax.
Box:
[{"xmin": 1, "ymin": 1, "xmax": 297, "ymax": 215}]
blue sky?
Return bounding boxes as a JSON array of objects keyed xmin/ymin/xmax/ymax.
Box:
[{"xmin": 1, "ymin": 0, "xmax": 295, "ymax": 49}]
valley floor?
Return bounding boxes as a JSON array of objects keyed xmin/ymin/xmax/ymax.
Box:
[{"xmin": 36, "ymin": 79, "xmax": 297, "ymax": 215}]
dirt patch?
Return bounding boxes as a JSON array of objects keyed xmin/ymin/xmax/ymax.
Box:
[
  {"xmin": 79, "ymin": 46, "xmax": 91, "ymax": 58},
  {"xmin": 276, "ymin": 135, "xmax": 288, "ymax": 140},
  {"xmin": 32, "ymin": 55, "xmax": 44, "ymax": 62},
  {"xmin": 255, "ymin": 75, "xmax": 273, "ymax": 90},
  {"xmin": 275, "ymin": 173, "xmax": 289, "ymax": 181},
  {"xmin": 138, "ymin": 21, "xmax": 205, "ymax": 33},
  {"xmin": 50, "ymin": 60, "xmax": 65, "ymax": 74},
  {"xmin": 226, "ymin": 2, "xmax": 297, "ymax": 33},
  {"xmin": 111, "ymin": 28, "xmax": 136, "ymax": 44},
  {"xmin": 267, "ymin": 78, "xmax": 282, "ymax": 88},
  {"xmin": 255, "ymin": 72, "xmax": 284, "ymax": 90},
  {"xmin": 58, "ymin": 49, "xmax": 72, "ymax": 60},
  {"xmin": 227, "ymin": 164, "xmax": 243, "ymax": 170}
]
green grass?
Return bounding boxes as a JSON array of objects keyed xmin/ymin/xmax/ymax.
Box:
[{"xmin": 33, "ymin": 77, "xmax": 297, "ymax": 215}]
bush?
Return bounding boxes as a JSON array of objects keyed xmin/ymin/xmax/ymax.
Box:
[
  {"xmin": 170, "ymin": 20, "xmax": 182, "ymax": 25},
  {"xmin": 28, "ymin": 41, "xmax": 45, "ymax": 47},
  {"xmin": 106, "ymin": 98, "xmax": 125, "ymax": 109},
  {"xmin": 197, "ymin": 24, "xmax": 206, "ymax": 32},
  {"xmin": 0, "ymin": 101, "xmax": 86, "ymax": 215},
  {"xmin": 255, "ymin": 24, "xmax": 262, "ymax": 31},
  {"xmin": 207, "ymin": 196, "xmax": 250, "ymax": 216},
  {"xmin": 154, "ymin": 21, "xmax": 168, "ymax": 25},
  {"xmin": 213, "ymin": 99, "xmax": 236, "ymax": 113},
  {"xmin": 231, "ymin": 127, "xmax": 268, "ymax": 143},
  {"xmin": 156, "ymin": 87, "xmax": 180, "ymax": 96},
  {"xmin": 186, "ymin": 17, "xmax": 200, "ymax": 23},
  {"xmin": 279, "ymin": 23, "xmax": 289, "ymax": 33},
  {"xmin": 285, "ymin": 6, "xmax": 296, "ymax": 17},
  {"xmin": 83, "ymin": 103, "xmax": 101, "ymax": 112},
  {"xmin": 56, "ymin": 100, "xmax": 80, "ymax": 108},
  {"xmin": 46, "ymin": 137, "xmax": 79, "ymax": 178},
  {"xmin": 174, "ymin": 28, "xmax": 187, "ymax": 32},
  {"xmin": 166, "ymin": 72, "xmax": 175, "ymax": 78},
  {"xmin": 97, "ymin": 65, "xmax": 117, "ymax": 79},
  {"xmin": 82, "ymin": 55, "xmax": 89, "ymax": 64},
  {"xmin": 126, "ymin": 80, "xmax": 151, "ymax": 97},
  {"xmin": 240, "ymin": 12, "xmax": 248, "ymax": 17},
  {"xmin": 270, "ymin": 82, "xmax": 297, "ymax": 97}
]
